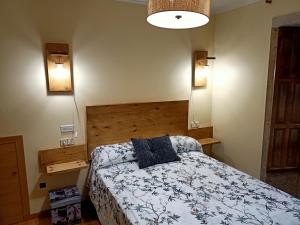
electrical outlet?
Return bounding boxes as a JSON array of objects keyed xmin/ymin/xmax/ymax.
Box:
[
  {"xmin": 60, "ymin": 137, "xmax": 74, "ymax": 147},
  {"xmin": 191, "ymin": 120, "xmax": 200, "ymax": 128},
  {"xmin": 39, "ymin": 182, "xmax": 46, "ymax": 189},
  {"xmin": 68, "ymin": 137, "xmax": 74, "ymax": 145}
]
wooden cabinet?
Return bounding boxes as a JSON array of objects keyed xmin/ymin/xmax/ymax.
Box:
[
  {"xmin": 268, "ymin": 27, "xmax": 300, "ymax": 171},
  {"xmin": 0, "ymin": 136, "xmax": 29, "ymax": 225}
]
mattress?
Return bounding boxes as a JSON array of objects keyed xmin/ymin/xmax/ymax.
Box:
[{"xmin": 89, "ymin": 151, "xmax": 300, "ymax": 225}]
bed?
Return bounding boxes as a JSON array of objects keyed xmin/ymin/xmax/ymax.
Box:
[{"xmin": 86, "ymin": 101, "xmax": 300, "ymax": 225}]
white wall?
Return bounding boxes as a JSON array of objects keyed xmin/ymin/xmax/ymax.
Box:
[
  {"xmin": 0, "ymin": 0, "xmax": 214, "ymax": 213},
  {"xmin": 212, "ymin": 0, "xmax": 300, "ymax": 178}
]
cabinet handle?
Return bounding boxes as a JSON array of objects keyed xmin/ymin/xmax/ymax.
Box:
[{"xmin": 12, "ymin": 171, "xmax": 18, "ymax": 176}]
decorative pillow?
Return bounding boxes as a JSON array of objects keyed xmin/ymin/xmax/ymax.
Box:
[
  {"xmin": 132, "ymin": 136, "xmax": 181, "ymax": 169},
  {"xmin": 91, "ymin": 141, "xmax": 136, "ymax": 169},
  {"xmin": 170, "ymin": 136, "xmax": 203, "ymax": 154}
]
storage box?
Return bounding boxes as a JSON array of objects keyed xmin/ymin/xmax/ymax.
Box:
[{"xmin": 49, "ymin": 186, "xmax": 81, "ymax": 225}]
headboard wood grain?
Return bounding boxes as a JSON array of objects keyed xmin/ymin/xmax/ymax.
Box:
[{"xmin": 86, "ymin": 100, "xmax": 189, "ymax": 156}]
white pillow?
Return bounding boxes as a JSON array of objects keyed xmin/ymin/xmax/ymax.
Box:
[
  {"xmin": 91, "ymin": 136, "xmax": 202, "ymax": 169},
  {"xmin": 91, "ymin": 141, "xmax": 136, "ymax": 169},
  {"xmin": 170, "ymin": 136, "xmax": 203, "ymax": 154}
]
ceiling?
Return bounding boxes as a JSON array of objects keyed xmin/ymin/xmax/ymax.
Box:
[
  {"xmin": 117, "ymin": 0, "xmax": 261, "ymax": 14},
  {"xmin": 272, "ymin": 12, "xmax": 300, "ymax": 27}
]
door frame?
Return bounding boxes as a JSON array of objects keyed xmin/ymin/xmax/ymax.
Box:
[
  {"xmin": 0, "ymin": 136, "xmax": 30, "ymax": 221},
  {"xmin": 261, "ymin": 12, "xmax": 300, "ymax": 180},
  {"xmin": 260, "ymin": 28, "xmax": 278, "ymax": 181}
]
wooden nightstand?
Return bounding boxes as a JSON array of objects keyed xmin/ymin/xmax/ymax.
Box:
[
  {"xmin": 198, "ymin": 138, "xmax": 221, "ymax": 146},
  {"xmin": 39, "ymin": 145, "xmax": 89, "ymax": 175},
  {"xmin": 188, "ymin": 127, "xmax": 221, "ymax": 157},
  {"xmin": 197, "ymin": 138, "xmax": 220, "ymax": 157}
]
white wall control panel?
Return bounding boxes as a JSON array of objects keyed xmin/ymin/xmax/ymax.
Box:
[{"xmin": 60, "ymin": 124, "xmax": 74, "ymax": 133}]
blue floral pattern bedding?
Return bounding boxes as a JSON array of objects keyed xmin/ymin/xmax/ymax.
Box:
[{"xmin": 89, "ymin": 146, "xmax": 300, "ymax": 225}]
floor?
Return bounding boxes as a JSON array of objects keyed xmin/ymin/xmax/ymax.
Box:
[
  {"xmin": 15, "ymin": 201, "xmax": 101, "ymax": 225},
  {"xmin": 265, "ymin": 171, "xmax": 300, "ymax": 198},
  {"xmin": 12, "ymin": 172, "xmax": 300, "ymax": 225},
  {"xmin": 15, "ymin": 217, "xmax": 100, "ymax": 225}
]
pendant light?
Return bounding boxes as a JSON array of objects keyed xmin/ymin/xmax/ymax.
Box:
[{"xmin": 147, "ymin": 0, "xmax": 210, "ymax": 29}]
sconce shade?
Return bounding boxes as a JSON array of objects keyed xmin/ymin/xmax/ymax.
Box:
[
  {"xmin": 193, "ymin": 51, "xmax": 208, "ymax": 88},
  {"xmin": 45, "ymin": 43, "xmax": 73, "ymax": 94},
  {"xmin": 147, "ymin": 0, "xmax": 210, "ymax": 29}
]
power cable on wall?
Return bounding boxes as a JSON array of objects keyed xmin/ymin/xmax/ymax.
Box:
[
  {"xmin": 189, "ymin": 88, "xmax": 195, "ymax": 123},
  {"xmin": 72, "ymin": 92, "xmax": 84, "ymax": 142}
]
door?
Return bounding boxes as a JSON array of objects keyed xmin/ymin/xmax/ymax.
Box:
[
  {"xmin": 0, "ymin": 136, "xmax": 30, "ymax": 224},
  {"xmin": 267, "ymin": 27, "xmax": 300, "ymax": 171}
]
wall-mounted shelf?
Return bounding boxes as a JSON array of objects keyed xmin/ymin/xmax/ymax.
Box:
[
  {"xmin": 188, "ymin": 127, "xmax": 213, "ymax": 139},
  {"xmin": 187, "ymin": 127, "xmax": 220, "ymax": 157},
  {"xmin": 198, "ymin": 138, "xmax": 221, "ymax": 146},
  {"xmin": 39, "ymin": 144, "xmax": 88, "ymax": 175},
  {"xmin": 46, "ymin": 160, "xmax": 88, "ymax": 175}
]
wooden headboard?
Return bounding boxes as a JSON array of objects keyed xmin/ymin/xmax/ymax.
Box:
[{"xmin": 86, "ymin": 100, "xmax": 189, "ymax": 155}]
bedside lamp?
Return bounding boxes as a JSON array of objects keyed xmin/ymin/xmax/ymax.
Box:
[
  {"xmin": 45, "ymin": 43, "xmax": 73, "ymax": 94},
  {"xmin": 192, "ymin": 51, "xmax": 215, "ymax": 88}
]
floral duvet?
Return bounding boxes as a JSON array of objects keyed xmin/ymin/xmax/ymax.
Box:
[{"xmin": 89, "ymin": 150, "xmax": 300, "ymax": 225}]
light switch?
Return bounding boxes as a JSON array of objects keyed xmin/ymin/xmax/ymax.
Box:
[{"xmin": 60, "ymin": 124, "xmax": 74, "ymax": 133}]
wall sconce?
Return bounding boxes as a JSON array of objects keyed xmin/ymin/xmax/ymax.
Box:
[
  {"xmin": 192, "ymin": 51, "xmax": 215, "ymax": 88},
  {"xmin": 45, "ymin": 43, "xmax": 73, "ymax": 94}
]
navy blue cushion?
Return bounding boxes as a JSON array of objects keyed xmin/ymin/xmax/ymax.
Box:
[{"xmin": 131, "ymin": 136, "xmax": 181, "ymax": 169}]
